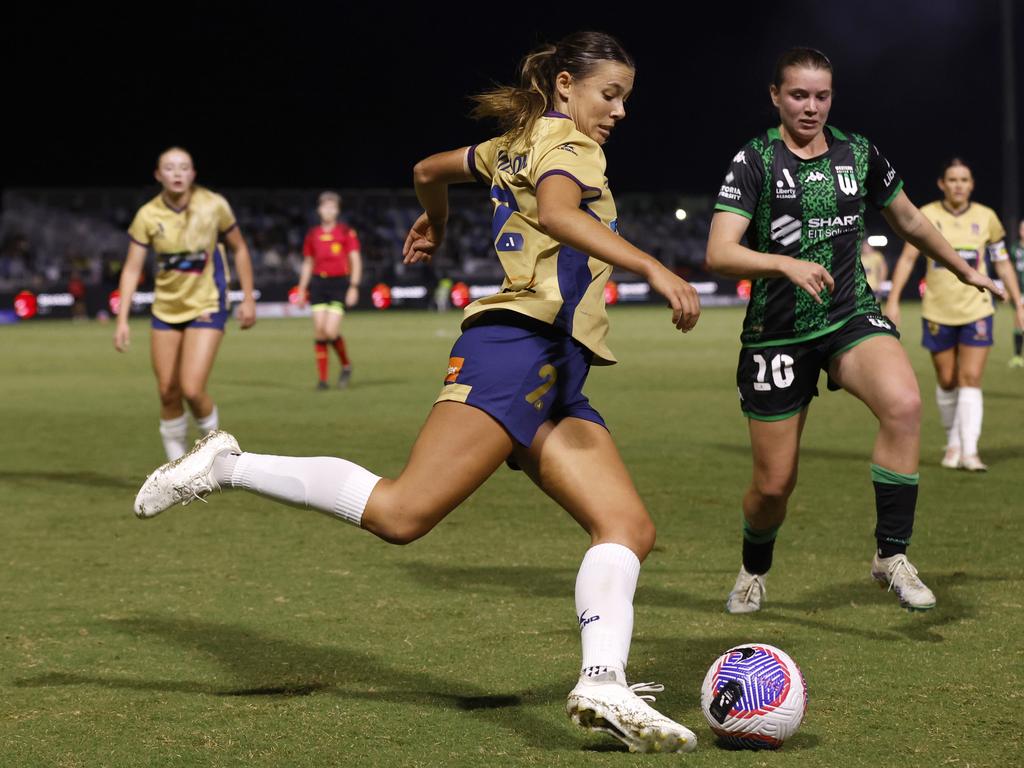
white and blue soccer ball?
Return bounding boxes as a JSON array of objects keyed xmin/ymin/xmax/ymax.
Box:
[{"xmin": 700, "ymin": 643, "xmax": 807, "ymax": 749}]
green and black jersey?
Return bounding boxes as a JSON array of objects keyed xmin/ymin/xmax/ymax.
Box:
[{"xmin": 715, "ymin": 126, "xmax": 904, "ymax": 346}]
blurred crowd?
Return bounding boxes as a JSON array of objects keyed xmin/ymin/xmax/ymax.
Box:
[{"xmin": 0, "ymin": 188, "xmax": 714, "ymax": 292}]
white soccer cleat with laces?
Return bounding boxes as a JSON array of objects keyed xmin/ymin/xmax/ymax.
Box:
[
  {"xmin": 567, "ymin": 671, "xmax": 697, "ymax": 753},
  {"xmin": 871, "ymin": 553, "xmax": 936, "ymax": 611},
  {"xmin": 940, "ymin": 446, "xmax": 961, "ymax": 469},
  {"xmin": 959, "ymin": 454, "xmax": 988, "ymax": 472},
  {"xmin": 134, "ymin": 430, "xmax": 240, "ymax": 519},
  {"xmin": 725, "ymin": 565, "xmax": 766, "ymax": 614}
]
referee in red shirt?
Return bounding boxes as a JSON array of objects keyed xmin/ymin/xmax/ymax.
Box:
[{"xmin": 297, "ymin": 191, "xmax": 363, "ymax": 389}]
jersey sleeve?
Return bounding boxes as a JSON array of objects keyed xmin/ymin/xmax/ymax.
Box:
[
  {"xmin": 216, "ymin": 195, "xmax": 237, "ymax": 234},
  {"xmin": 467, "ymin": 138, "xmax": 498, "ymax": 185},
  {"xmin": 346, "ymin": 227, "xmax": 362, "ymax": 253},
  {"xmin": 302, "ymin": 229, "xmax": 315, "ymax": 258},
  {"xmin": 714, "ymin": 145, "xmax": 764, "ymax": 219},
  {"xmin": 531, "ymin": 138, "xmax": 605, "ymax": 200},
  {"xmin": 866, "ymin": 143, "xmax": 903, "ymax": 209},
  {"xmin": 127, "ymin": 209, "xmax": 150, "ymax": 246}
]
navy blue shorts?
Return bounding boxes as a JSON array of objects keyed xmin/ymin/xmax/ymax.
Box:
[
  {"xmin": 434, "ymin": 311, "xmax": 606, "ymax": 448},
  {"xmin": 921, "ymin": 316, "xmax": 993, "ymax": 352},
  {"xmin": 152, "ymin": 307, "xmax": 229, "ymax": 332}
]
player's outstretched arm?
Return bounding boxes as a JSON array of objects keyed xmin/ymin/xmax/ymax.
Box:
[
  {"xmin": 114, "ymin": 242, "xmax": 147, "ymax": 352},
  {"xmin": 706, "ymin": 211, "xmax": 834, "ymax": 305},
  {"xmin": 224, "ymin": 226, "xmax": 256, "ymax": 329},
  {"xmin": 404, "ymin": 148, "xmax": 476, "ymax": 265},
  {"xmin": 537, "ymin": 173, "xmax": 699, "ymax": 332},
  {"xmin": 882, "ymin": 191, "xmax": 1006, "ymax": 301}
]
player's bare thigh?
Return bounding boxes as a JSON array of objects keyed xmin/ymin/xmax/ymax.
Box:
[
  {"xmin": 510, "ymin": 417, "xmax": 655, "ymax": 560},
  {"xmin": 313, "ymin": 308, "xmax": 342, "ymax": 339},
  {"xmin": 178, "ymin": 327, "xmax": 224, "ymax": 410},
  {"xmin": 150, "ymin": 328, "xmax": 185, "ymax": 415},
  {"xmin": 954, "ymin": 343, "xmax": 989, "ymax": 388},
  {"xmin": 830, "ymin": 334, "xmax": 920, "ymax": 422}
]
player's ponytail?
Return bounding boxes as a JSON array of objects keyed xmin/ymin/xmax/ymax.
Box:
[{"xmin": 471, "ymin": 31, "xmax": 634, "ymax": 150}]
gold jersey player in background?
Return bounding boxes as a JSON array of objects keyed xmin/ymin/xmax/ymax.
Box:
[
  {"xmin": 860, "ymin": 240, "xmax": 888, "ymax": 295},
  {"xmin": 886, "ymin": 158, "xmax": 1023, "ymax": 472},
  {"xmin": 114, "ymin": 147, "xmax": 256, "ymax": 460}
]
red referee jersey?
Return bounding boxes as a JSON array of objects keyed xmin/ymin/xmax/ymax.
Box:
[{"xmin": 302, "ymin": 224, "xmax": 360, "ymax": 277}]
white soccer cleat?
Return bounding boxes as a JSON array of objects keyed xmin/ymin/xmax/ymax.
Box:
[
  {"xmin": 134, "ymin": 430, "xmax": 240, "ymax": 519},
  {"xmin": 871, "ymin": 553, "xmax": 936, "ymax": 611},
  {"xmin": 725, "ymin": 566, "xmax": 766, "ymax": 614},
  {"xmin": 940, "ymin": 446, "xmax": 961, "ymax": 469},
  {"xmin": 567, "ymin": 671, "xmax": 697, "ymax": 753},
  {"xmin": 959, "ymin": 454, "xmax": 988, "ymax": 472}
]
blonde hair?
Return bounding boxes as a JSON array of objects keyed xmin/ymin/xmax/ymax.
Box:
[{"xmin": 470, "ymin": 31, "xmax": 634, "ymax": 150}]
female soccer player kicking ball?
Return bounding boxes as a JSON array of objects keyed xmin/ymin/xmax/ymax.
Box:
[{"xmin": 134, "ymin": 32, "xmax": 700, "ymax": 753}]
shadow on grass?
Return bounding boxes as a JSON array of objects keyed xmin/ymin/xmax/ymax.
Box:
[
  {"xmin": 0, "ymin": 469, "xmax": 139, "ymax": 490},
  {"xmin": 13, "ymin": 615, "xmax": 570, "ymax": 751}
]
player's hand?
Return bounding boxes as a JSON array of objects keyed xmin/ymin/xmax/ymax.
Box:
[
  {"xmin": 402, "ymin": 213, "xmax": 444, "ymax": 264},
  {"xmin": 295, "ymin": 288, "xmax": 308, "ymax": 309},
  {"xmin": 883, "ymin": 298, "xmax": 901, "ymax": 329},
  {"xmin": 783, "ymin": 258, "xmax": 834, "ymax": 304},
  {"xmin": 647, "ymin": 264, "xmax": 701, "ymax": 332},
  {"xmin": 345, "ymin": 285, "xmax": 359, "ymax": 308},
  {"xmin": 237, "ymin": 297, "xmax": 257, "ymax": 329},
  {"xmin": 959, "ymin": 268, "xmax": 1006, "ymax": 301},
  {"xmin": 114, "ymin": 321, "xmax": 130, "ymax": 352}
]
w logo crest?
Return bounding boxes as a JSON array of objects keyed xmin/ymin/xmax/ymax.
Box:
[{"xmin": 835, "ymin": 165, "xmax": 858, "ymax": 195}]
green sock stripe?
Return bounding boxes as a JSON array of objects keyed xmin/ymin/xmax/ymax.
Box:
[
  {"xmin": 871, "ymin": 464, "xmax": 919, "ymax": 486},
  {"xmin": 743, "ymin": 519, "xmax": 780, "ymax": 544}
]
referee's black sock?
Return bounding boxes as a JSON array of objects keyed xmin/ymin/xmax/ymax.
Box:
[
  {"xmin": 1014, "ymin": 329, "xmax": 1023, "ymax": 357},
  {"xmin": 742, "ymin": 519, "xmax": 780, "ymax": 575},
  {"xmin": 872, "ymin": 464, "xmax": 918, "ymax": 558}
]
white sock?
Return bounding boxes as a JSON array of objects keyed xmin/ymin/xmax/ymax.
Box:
[
  {"xmin": 575, "ymin": 542, "xmax": 641, "ymax": 677},
  {"xmin": 957, "ymin": 387, "xmax": 983, "ymax": 457},
  {"xmin": 195, "ymin": 405, "xmax": 218, "ymax": 434},
  {"xmin": 212, "ymin": 452, "xmax": 380, "ymax": 527},
  {"xmin": 935, "ymin": 385, "xmax": 959, "ymax": 450},
  {"xmin": 158, "ymin": 414, "xmax": 189, "ymax": 461}
]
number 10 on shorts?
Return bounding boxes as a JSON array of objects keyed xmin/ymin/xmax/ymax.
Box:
[{"xmin": 752, "ymin": 353, "xmax": 795, "ymax": 391}]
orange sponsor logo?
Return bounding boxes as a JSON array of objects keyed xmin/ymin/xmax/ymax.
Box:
[{"xmin": 445, "ymin": 356, "xmax": 465, "ymax": 384}]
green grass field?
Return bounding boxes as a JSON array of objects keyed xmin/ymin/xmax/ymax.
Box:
[{"xmin": 2, "ymin": 305, "xmax": 1022, "ymax": 767}]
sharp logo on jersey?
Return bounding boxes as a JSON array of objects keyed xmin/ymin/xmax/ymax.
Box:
[
  {"xmin": 807, "ymin": 214, "xmax": 862, "ymax": 241},
  {"xmin": 733, "ymin": 150, "xmax": 747, "ymax": 164},
  {"xmin": 496, "ymin": 149, "xmax": 527, "ymax": 174},
  {"xmin": 445, "ymin": 356, "xmax": 465, "ymax": 384},
  {"xmin": 834, "ymin": 165, "xmax": 858, "ymax": 195},
  {"xmin": 775, "ymin": 168, "xmax": 796, "ymax": 199},
  {"xmin": 805, "ymin": 170, "xmax": 829, "ymax": 183},
  {"xmin": 771, "ymin": 215, "xmax": 802, "ymax": 246},
  {"xmin": 557, "ymin": 143, "xmax": 578, "ymax": 155}
]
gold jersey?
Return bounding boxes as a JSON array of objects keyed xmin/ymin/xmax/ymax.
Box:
[
  {"xmin": 128, "ymin": 186, "xmax": 237, "ymax": 323},
  {"xmin": 860, "ymin": 249, "xmax": 886, "ymax": 293},
  {"xmin": 465, "ymin": 112, "xmax": 617, "ymax": 364},
  {"xmin": 919, "ymin": 200, "xmax": 1006, "ymax": 325}
]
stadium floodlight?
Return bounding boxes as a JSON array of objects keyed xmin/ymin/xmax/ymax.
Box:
[
  {"xmin": 675, "ymin": 208, "xmax": 687, "ymax": 221},
  {"xmin": 867, "ymin": 235, "xmax": 888, "ymax": 247}
]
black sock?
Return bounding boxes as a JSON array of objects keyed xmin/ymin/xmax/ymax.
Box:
[
  {"xmin": 742, "ymin": 520, "xmax": 779, "ymax": 575},
  {"xmin": 1014, "ymin": 330, "xmax": 1023, "ymax": 357},
  {"xmin": 872, "ymin": 464, "xmax": 918, "ymax": 558}
]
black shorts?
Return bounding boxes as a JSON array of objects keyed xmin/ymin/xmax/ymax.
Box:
[
  {"xmin": 736, "ymin": 313, "xmax": 900, "ymax": 421},
  {"xmin": 309, "ymin": 275, "xmax": 349, "ymax": 309}
]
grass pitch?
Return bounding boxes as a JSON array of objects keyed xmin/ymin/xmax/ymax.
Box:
[{"xmin": 1, "ymin": 305, "xmax": 1021, "ymax": 767}]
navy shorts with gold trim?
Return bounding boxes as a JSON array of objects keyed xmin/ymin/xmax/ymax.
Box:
[
  {"xmin": 737, "ymin": 313, "xmax": 900, "ymax": 421},
  {"xmin": 435, "ymin": 311, "xmax": 605, "ymax": 448},
  {"xmin": 921, "ymin": 315, "xmax": 993, "ymax": 352}
]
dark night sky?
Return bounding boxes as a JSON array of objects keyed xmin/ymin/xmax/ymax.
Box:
[{"xmin": 6, "ymin": 1, "xmax": 1022, "ymax": 216}]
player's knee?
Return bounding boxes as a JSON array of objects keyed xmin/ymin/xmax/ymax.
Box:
[
  {"xmin": 957, "ymin": 371, "xmax": 982, "ymax": 388},
  {"xmin": 883, "ymin": 389, "xmax": 921, "ymax": 429},
  {"xmin": 157, "ymin": 383, "xmax": 182, "ymax": 407},
  {"xmin": 752, "ymin": 474, "xmax": 796, "ymax": 504},
  {"xmin": 180, "ymin": 383, "xmax": 206, "ymax": 406}
]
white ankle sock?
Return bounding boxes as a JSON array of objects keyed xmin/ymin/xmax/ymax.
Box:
[
  {"xmin": 212, "ymin": 452, "xmax": 380, "ymax": 526},
  {"xmin": 158, "ymin": 414, "xmax": 189, "ymax": 461},
  {"xmin": 935, "ymin": 385, "xmax": 959, "ymax": 449},
  {"xmin": 957, "ymin": 386, "xmax": 983, "ymax": 456},
  {"xmin": 195, "ymin": 406, "xmax": 218, "ymax": 434},
  {"xmin": 575, "ymin": 542, "xmax": 641, "ymax": 675}
]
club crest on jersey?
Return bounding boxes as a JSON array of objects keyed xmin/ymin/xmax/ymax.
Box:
[
  {"xmin": 835, "ymin": 165, "xmax": 858, "ymax": 195},
  {"xmin": 445, "ymin": 356, "xmax": 465, "ymax": 384}
]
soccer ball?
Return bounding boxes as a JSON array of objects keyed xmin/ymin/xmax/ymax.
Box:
[{"xmin": 700, "ymin": 643, "xmax": 807, "ymax": 749}]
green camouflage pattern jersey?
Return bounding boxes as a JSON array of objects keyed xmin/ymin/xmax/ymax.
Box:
[{"xmin": 715, "ymin": 126, "xmax": 903, "ymax": 346}]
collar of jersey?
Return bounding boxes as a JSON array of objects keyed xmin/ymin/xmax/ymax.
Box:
[
  {"xmin": 768, "ymin": 124, "xmax": 841, "ymax": 162},
  {"xmin": 543, "ymin": 110, "xmax": 571, "ymax": 119}
]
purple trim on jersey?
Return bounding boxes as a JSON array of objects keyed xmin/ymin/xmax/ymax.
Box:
[
  {"xmin": 220, "ymin": 222, "xmax": 238, "ymax": 236},
  {"xmin": 553, "ymin": 244, "xmax": 593, "ymax": 337},
  {"xmin": 536, "ymin": 169, "xmax": 602, "ymax": 200},
  {"xmin": 490, "ymin": 183, "xmax": 520, "ymax": 246},
  {"xmin": 940, "ymin": 202, "xmax": 973, "ymax": 218},
  {"xmin": 543, "ymin": 110, "xmax": 571, "ymax": 119},
  {"xmin": 212, "ymin": 246, "xmax": 229, "ymax": 312},
  {"xmin": 467, "ymin": 144, "xmax": 485, "ymax": 184},
  {"xmin": 128, "ymin": 234, "xmax": 148, "ymax": 247},
  {"xmin": 160, "ymin": 195, "xmax": 188, "ymax": 213}
]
